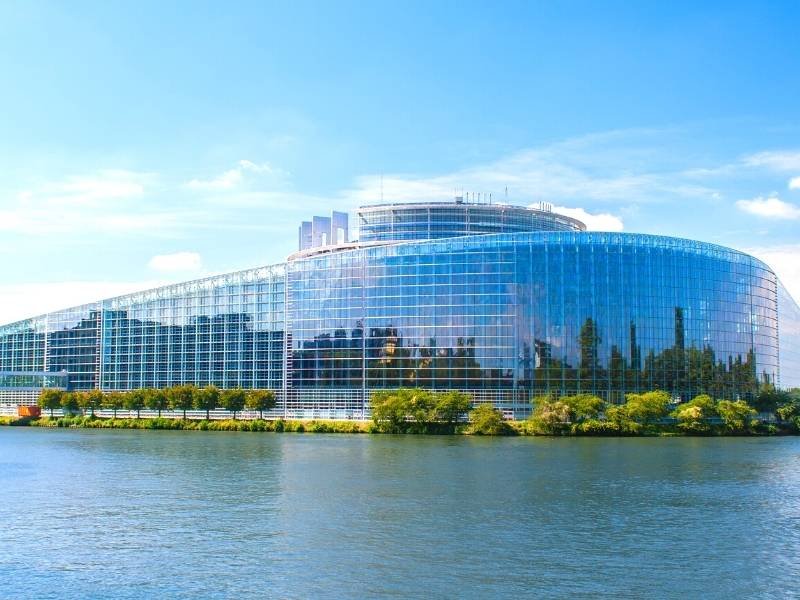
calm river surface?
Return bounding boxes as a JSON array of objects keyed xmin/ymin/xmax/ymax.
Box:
[{"xmin": 1, "ymin": 428, "xmax": 799, "ymax": 599}]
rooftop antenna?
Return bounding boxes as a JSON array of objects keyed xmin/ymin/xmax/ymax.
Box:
[
  {"xmin": 380, "ymin": 174, "xmax": 384, "ymax": 203},
  {"xmin": 505, "ymin": 186, "xmax": 508, "ymax": 199}
]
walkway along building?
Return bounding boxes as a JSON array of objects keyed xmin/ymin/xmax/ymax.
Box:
[{"xmin": 1, "ymin": 200, "xmax": 799, "ymax": 418}]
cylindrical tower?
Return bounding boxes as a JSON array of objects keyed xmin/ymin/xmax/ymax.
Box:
[{"xmin": 356, "ymin": 201, "xmax": 585, "ymax": 243}]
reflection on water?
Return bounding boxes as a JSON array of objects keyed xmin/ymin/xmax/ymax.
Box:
[{"xmin": 1, "ymin": 429, "xmax": 798, "ymax": 599}]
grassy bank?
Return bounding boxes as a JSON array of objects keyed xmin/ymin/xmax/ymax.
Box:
[
  {"xmin": 1, "ymin": 414, "xmax": 796, "ymax": 436},
  {"xmin": 0, "ymin": 415, "xmax": 373, "ymax": 433}
]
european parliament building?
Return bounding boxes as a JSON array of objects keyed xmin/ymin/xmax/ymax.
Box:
[{"xmin": 2, "ymin": 200, "xmax": 799, "ymax": 418}]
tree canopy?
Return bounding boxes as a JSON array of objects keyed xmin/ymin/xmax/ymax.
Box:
[
  {"xmin": 38, "ymin": 389, "xmax": 64, "ymax": 416},
  {"xmin": 245, "ymin": 389, "xmax": 277, "ymax": 418},
  {"xmin": 370, "ymin": 388, "xmax": 473, "ymax": 433},
  {"xmin": 195, "ymin": 385, "xmax": 220, "ymax": 420},
  {"xmin": 220, "ymin": 388, "xmax": 246, "ymax": 419}
]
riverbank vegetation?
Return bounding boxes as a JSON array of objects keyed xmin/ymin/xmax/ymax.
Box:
[
  {"xmin": 521, "ymin": 391, "xmax": 781, "ymax": 436},
  {"xmin": 1, "ymin": 385, "xmax": 796, "ymax": 437},
  {"xmin": 368, "ymin": 387, "xmax": 800, "ymax": 436},
  {"xmin": 0, "ymin": 415, "xmax": 371, "ymax": 433}
]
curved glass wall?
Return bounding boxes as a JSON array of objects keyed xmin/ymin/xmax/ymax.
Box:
[
  {"xmin": 0, "ymin": 227, "xmax": 794, "ymax": 416},
  {"xmin": 289, "ymin": 232, "xmax": 778, "ymax": 412},
  {"xmin": 357, "ymin": 202, "xmax": 585, "ymax": 243},
  {"xmin": 778, "ymin": 281, "xmax": 800, "ymax": 389}
]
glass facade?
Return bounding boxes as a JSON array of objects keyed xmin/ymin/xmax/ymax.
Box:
[
  {"xmin": 100, "ymin": 265, "xmax": 286, "ymax": 392},
  {"xmin": 778, "ymin": 281, "xmax": 800, "ymax": 389},
  {"xmin": 288, "ymin": 232, "xmax": 786, "ymax": 414},
  {"xmin": 0, "ymin": 371, "xmax": 68, "ymax": 391},
  {"xmin": 0, "ymin": 201, "xmax": 798, "ymax": 417}
]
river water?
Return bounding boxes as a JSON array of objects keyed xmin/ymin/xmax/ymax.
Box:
[{"xmin": 1, "ymin": 428, "xmax": 798, "ymax": 599}]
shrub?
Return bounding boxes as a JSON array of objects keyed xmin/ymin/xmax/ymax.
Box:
[
  {"xmin": 572, "ymin": 419, "xmax": 620, "ymax": 435},
  {"xmin": 560, "ymin": 394, "xmax": 605, "ymax": 422},
  {"xmin": 528, "ymin": 397, "xmax": 571, "ymax": 435},
  {"xmin": 717, "ymin": 400, "xmax": 757, "ymax": 434},
  {"xmin": 370, "ymin": 388, "xmax": 474, "ymax": 433},
  {"xmin": 249, "ymin": 419, "xmax": 268, "ymax": 432},
  {"xmin": 468, "ymin": 404, "xmax": 511, "ymax": 435},
  {"xmin": 671, "ymin": 394, "xmax": 716, "ymax": 434},
  {"xmin": 623, "ymin": 391, "xmax": 671, "ymax": 424}
]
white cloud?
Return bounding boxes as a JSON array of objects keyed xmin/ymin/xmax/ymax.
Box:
[
  {"xmin": 147, "ymin": 251, "xmax": 203, "ymax": 273},
  {"xmin": 185, "ymin": 160, "xmax": 282, "ymax": 191},
  {"xmin": 56, "ymin": 170, "xmax": 149, "ymax": 203},
  {"xmin": 547, "ymin": 205, "xmax": 624, "ymax": 231},
  {"xmin": 0, "ymin": 281, "xmax": 166, "ymax": 325},
  {"xmin": 735, "ymin": 196, "xmax": 800, "ymax": 219},
  {"xmin": 22, "ymin": 170, "xmax": 153, "ymax": 207},
  {"xmin": 744, "ymin": 151, "xmax": 800, "ymax": 172},
  {"xmin": 790, "ymin": 177, "xmax": 800, "ymax": 190},
  {"xmin": 744, "ymin": 245, "xmax": 800, "ymax": 304},
  {"xmin": 339, "ymin": 130, "xmax": 727, "ymax": 213},
  {"xmin": 0, "ymin": 169, "xmax": 174, "ymax": 235}
]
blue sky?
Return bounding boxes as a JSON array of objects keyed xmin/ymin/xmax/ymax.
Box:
[{"xmin": 1, "ymin": 0, "xmax": 799, "ymax": 322}]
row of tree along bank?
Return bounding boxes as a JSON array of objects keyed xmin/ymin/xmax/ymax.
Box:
[
  {"xmin": 1, "ymin": 385, "xmax": 794, "ymax": 436},
  {"xmin": 36, "ymin": 386, "xmax": 276, "ymax": 420}
]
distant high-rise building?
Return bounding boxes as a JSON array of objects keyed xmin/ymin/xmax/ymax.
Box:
[{"xmin": 298, "ymin": 210, "xmax": 349, "ymax": 251}]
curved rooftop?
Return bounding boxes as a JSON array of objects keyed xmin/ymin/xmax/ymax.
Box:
[{"xmin": 356, "ymin": 200, "xmax": 586, "ymax": 243}]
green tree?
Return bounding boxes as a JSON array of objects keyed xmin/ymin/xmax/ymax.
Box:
[
  {"xmin": 559, "ymin": 394, "xmax": 605, "ymax": 422},
  {"xmin": 370, "ymin": 389, "xmax": 415, "ymax": 433},
  {"xmin": 717, "ymin": 400, "xmax": 757, "ymax": 433},
  {"xmin": 671, "ymin": 394, "xmax": 717, "ymax": 433},
  {"xmin": 168, "ymin": 385, "xmax": 196, "ymax": 419},
  {"xmin": 623, "ymin": 391, "xmax": 671, "ymax": 424},
  {"xmin": 38, "ymin": 388, "xmax": 64, "ymax": 417},
  {"xmin": 144, "ymin": 388, "xmax": 169, "ymax": 417},
  {"xmin": 245, "ymin": 389, "xmax": 276, "ymax": 419},
  {"xmin": 405, "ymin": 389, "xmax": 436, "ymax": 432},
  {"xmin": 468, "ymin": 403, "xmax": 509, "ymax": 435},
  {"xmin": 754, "ymin": 384, "xmax": 793, "ymax": 413},
  {"xmin": 776, "ymin": 399, "xmax": 800, "ymax": 422},
  {"xmin": 60, "ymin": 392, "xmax": 79, "ymax": 415},
  {"xmin": 195, "ymin": 385, "xmax": 220, "ymax": 420},
  {"xmin": 124, "ymin": 389, "xmax": 146, "ymax": 419},
  {"xmin": 104, "ymin": 391, "xmax": 125, "ymax": 418},
  {"xmin": 220, "ymin": 388, "xmax": 246, "ymax": 419},
  {"xmin": 604, "ymin": 404, "xmax": 639, "ymax": 434},
  {"xmin": 74, "ymin": 392, "xmax": 90, "ymax": 416},
  {"xmin": 81, "ymin": 390, "xmax": 104, "ymax": 417},
  {"xmin": 370, "ymin": 388, "xmax": 473, "ymax": 433},
  {"xmin": 433, "ymin": 391, "xmax": 472, "ymax": 430},
  {"xmin": 528, "ymin": 396, "xmax": 571, "ymax": 434}
]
